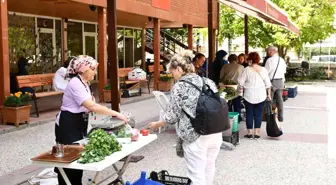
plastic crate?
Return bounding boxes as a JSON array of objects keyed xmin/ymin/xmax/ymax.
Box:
[
  {"xmin": 150, "ymin": 170, "xmax": 191, "ymax": 185},
  {"xmin": 126, "ymin": 171, "xmax": 163, "ymax": 185},
  {"xmin": 229, "ymin": 112, "xmax": 239, "ymax": 132},
  {"xmin": 287, "ymin": 86, "xmax": 298, "ymax": 98},
  {"xmin": 222, "ymin": 118, "xmax": 234, "ymax": 137},
  {"xmin": 223, "ymin": 131, "xmax": 239, "ymax": 146}
]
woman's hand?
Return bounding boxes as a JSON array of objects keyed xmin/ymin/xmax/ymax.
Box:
[
  {"xmin": 116, "ymin": 113, "xmax": 128, "ymax": 123},
  {"xmin": 148, "ymin": 121, "xmax": 166, "ymax": 130}
]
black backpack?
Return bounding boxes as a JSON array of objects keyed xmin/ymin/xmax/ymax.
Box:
[{"xmin": 180, "ymin": 79, "xmax": 230, "ymax": 135}]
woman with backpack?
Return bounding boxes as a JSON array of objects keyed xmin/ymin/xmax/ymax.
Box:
[
  {"xmin": 237, "ymin": 52, "xmax": 272, "ymax": 139},
  {"xmin": 149, "ymin": 50, "xmax": 224, "ymax": 185}
]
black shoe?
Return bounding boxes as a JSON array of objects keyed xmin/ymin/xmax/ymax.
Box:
[
  {"xmin": 244, "ymin": 134, "xmax": 253, "ymax": 139},
  {"xmin": 254, "ymin": 135, "xmax": 260, "ymax": 139}
]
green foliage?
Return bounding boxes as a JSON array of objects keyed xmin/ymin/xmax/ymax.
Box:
[
  {"xmin": 309, "ymin": 67, "xmax": 328, "ymax": 80},
  {"xmin": 217, "ymin": 4, "xmax": 244, "ymax": 45},
  {"xmin": 159, "ymin": 73, "xmax": 173, "ymax": 82},
  {"xmin": 4, "ymin": 92, "xmax": 32, "ymax": 107},
  {"xmin": 78, "ymin": 129, "xmax": 122, "ymax": 164},
  {"xmin": 117, "ymin": 126, "xmax": 132, "ymax": 138},
  {"xmin": 104, "ymin": 84, "xmax": 111, "ymax": 90},
  {"xmin": 247, "ymin": 0, "xmax": 336, "ymax": 57}
]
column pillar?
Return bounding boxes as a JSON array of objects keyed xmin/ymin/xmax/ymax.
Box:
[
  {"xmin": 61, "ymin": 18, "xmax": 68, "ymax": 63},
  {"xmin": 107, "ymin": 0, "xmax": 120, "ymax": 111},
  {"xmin": 208, "ymin": 0, "xmax": 214, "ymax": 74},
  {"xmin": 153, "ymin": 18, "xmax": 160, "ymax": 90},
  {"xmin": 244, "ymin": 15, "xmax": 249, "ymax": 55},
  {"xmin": 98, "ymin": 7, "xmax": 107, "ymax": 102},
  {"xmin": 187, "ymin": 25, "xmax": 193, "ymax": 50},
  {"xmin": 0, "ymin": 0, "xmax": 9, "ymax": 104},
  {"xmin": 141, "ymin": 29, "xmax": 146, "ymax": 70}
]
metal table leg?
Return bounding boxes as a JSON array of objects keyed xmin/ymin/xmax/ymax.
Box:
[
  {"xmin": 112, "ymin": 155, "xmax": 132, "ymax": 184},
  {"xmin": 58, "ymin": 167, "xmax": 72, "ymax": 185},
  {"xmin": 94, "ymin": 155, "xmax": 132, "ymax": 185}
]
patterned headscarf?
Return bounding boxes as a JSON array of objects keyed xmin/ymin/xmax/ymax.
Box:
[{"xmin": 66, "ymin": 55, "xmax": 98, "ymax": 78}]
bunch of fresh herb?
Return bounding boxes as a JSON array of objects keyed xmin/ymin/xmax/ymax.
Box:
[
  {"xmin": 78, "ymin": 129, "xmax": 122, "ymax": 164},
  {"xmin": 117, "ymin": 126, "xmax": 132, "ymax": 138}
]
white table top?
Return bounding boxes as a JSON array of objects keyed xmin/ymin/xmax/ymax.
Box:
[{"xmin": 31, "ymin": 134, "xmax": 157, "ymax": 171}]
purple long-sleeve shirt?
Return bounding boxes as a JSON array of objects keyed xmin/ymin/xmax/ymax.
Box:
[{"xmin": 61, "ymin": 77, "xmax": 91, "ymax": 113}]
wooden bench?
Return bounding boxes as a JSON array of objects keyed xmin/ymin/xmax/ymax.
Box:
[
  {"xmin": 16, "ymin": 73, "xmax": 63, "ymax": 117},
  {"xmin": 118, "ymin": 68, "xmax": 150, "ymax": 94}
]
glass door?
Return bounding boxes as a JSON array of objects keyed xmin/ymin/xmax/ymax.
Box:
[
  {"xmin": 37, "ymin": 28, "xmax": 56, "ymax": 73},
  {"xmin": 83, "ymin": 32, "xmax": 97, "ymax": 81}
]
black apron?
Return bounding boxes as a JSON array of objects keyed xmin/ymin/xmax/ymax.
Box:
[
  {"xmin": 55, "ymin": 111, "xmax": 89, "ymax": 144},
  {"xmin": 54, "ymin": 111, "xmax": 88, "ymax": 185}
]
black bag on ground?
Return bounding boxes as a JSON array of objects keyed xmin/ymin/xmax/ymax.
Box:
[
  {"xmin": 265, "ymin": 100, "xmax": 283, "ymax": 137},
  {"xmin": 181, "ymin": 79, "xmax": 230, "ymax": 135}
]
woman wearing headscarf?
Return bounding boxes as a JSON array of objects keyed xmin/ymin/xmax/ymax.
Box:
[
  {"xmin": 210, "ymin": 50, "xmax": 228, "ymax": 85},
  {"xmin": 54, "ymin": 55, "xmax": 128, "ymax": 185}
]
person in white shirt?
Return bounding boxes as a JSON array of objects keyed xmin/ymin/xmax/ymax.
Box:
[
  {"xmin": 264, "ymin": 46, "xmax": 287, "ymax": 122},
  {"xmin": 53, "ymin": 57, "xmax": 72, "ymax": 92},
  {"xmin": 238, "ymin": 52, "xmax": 272, "ymax": 139}
]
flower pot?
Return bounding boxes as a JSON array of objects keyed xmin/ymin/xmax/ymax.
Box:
[
  {"xmin": 102, "ymin": 90, "xmax": 111, "ymax": 103},
  {"xmin": 1, "ymin": 105, "xmax": 31, "ymax": 127},
  {"xmin": 158, "ymin": 81, "xmax": 172, "ymax": 92}
]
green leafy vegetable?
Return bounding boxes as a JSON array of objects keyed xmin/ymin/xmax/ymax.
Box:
[
  {"xmin": 78, "ymin": 129, "xmax": 122, "ymax": 164},
  {"xmin": 117, "ymin": 126, "xmax": 132, "ymax": 138}
]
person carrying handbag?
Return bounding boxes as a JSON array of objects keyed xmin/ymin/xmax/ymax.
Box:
[
  {"xmin": 238, "ymin": 52, "xmax": 272, "ymax": 139},
  {"xmin": 264, "ymin": 46, "xmax": 287, "ymax": 122}
]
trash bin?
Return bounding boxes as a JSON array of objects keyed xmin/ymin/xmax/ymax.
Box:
[{"xmin": 229, "ymin": 112, "xmax": 239, "ymax": 132}]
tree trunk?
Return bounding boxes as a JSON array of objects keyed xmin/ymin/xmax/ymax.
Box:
[
  {"xmin": 228, "ymin": 36, "xmax": 232, "ymax": 54},
  {"xmin": 277, "ymin": 45, "xmax": 286, "ymax": 58}
]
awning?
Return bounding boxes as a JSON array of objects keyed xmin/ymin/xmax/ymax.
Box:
[{"xmin": 219, "ymin": 0, "xmax": 300, "ymax": 35}]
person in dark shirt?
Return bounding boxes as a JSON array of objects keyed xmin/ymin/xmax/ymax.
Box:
[
  {"xmin": 210, "ymin": 50, "xmax": 228, "ymax": 85},
  {"xmin": 192, "ymin": 53, "xmax": 206, "ymax": 77}
]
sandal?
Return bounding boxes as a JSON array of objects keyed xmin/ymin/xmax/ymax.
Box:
[
  {"xmin": 244, "ymin": 134, "xmax": 253, "ymax": 139},
  {"xmin": 254, "ymin": 135, "xmax": 260, "ymax": 139}
]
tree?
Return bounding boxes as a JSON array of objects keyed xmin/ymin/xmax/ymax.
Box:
[
  {"xmin": 247, "ymin": 0, "xmax": 336, "ymax": 58},
  {"xmin": 217, "ymin": 3, "xmax": 244, "ymax": 51}
]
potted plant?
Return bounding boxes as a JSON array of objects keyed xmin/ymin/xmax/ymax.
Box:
[
  {"xmin": 102, "ymin": 84, "xmax": 124, "ymax": 102},
  {"xmin": 1, "ymin": 91, "xmax": 32, "ymax": 127},
  {"xmin": 158, "ymin": 73, "xmax": 173, "ymax": 92},
  {"xmin": 102, "ymin": 84, "xmax": 111, "ymax": 103}
]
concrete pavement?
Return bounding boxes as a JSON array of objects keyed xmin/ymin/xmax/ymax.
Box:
[{"xmin": 1, "ymin": 84, "xmax": 336, "ymax": 185}]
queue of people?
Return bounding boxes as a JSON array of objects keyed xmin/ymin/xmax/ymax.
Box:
[{"xmin": 208, "ymin": 46, "xmax": 286, "ymax": 140}]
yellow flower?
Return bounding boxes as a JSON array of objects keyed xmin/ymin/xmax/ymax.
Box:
[
  {"xmin": 10, "ymin": 94, "xmax": 14, "ymax": 96},
  {"xmin": 18, "ymin": 91, "xmax": 22, "ymax": 94},
  {"xmin": 14, "ymin": 92, "xmax": 21, "ymax": 98}
]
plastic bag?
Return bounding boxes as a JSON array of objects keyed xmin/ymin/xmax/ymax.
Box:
[
  {"xmin": 265, "ymin": 101, "xmax": 283, "ymax": 137},
  {"xmin": 128, "ymin": 68, "xmax": 147, "ymax": 81}
]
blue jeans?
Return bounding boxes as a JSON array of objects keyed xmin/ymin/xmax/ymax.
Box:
[{"xmin": 244, "ymin": 99, "xmax": 265, "ymax": 129}]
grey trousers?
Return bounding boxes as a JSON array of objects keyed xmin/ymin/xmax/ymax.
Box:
[{"xmin": 271, "ymin": 79, "xmax": 284, "ymax": 122}]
